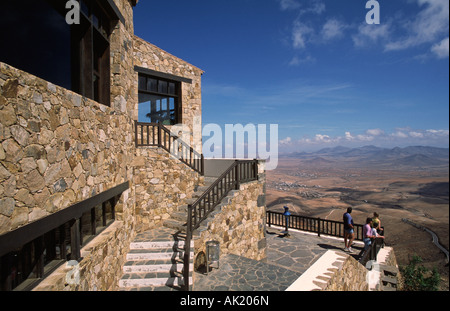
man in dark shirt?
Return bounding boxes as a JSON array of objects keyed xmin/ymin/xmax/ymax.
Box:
[{"xmin": 343, "ymin": 207, "xmax": 355, "ymax": 252}]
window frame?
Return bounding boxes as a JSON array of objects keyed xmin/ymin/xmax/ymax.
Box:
[
  {"xmin": 138, "ymin": 74, "xmax": 182, "ymax": 125},
  {"xmin": 73, "ymin": 0, "xmax": 114, "ymax": 107}
]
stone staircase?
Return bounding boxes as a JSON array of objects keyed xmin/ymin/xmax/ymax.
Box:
[
  {"xmin": 119, "ymin": 177, "xmax": 223, "ymax": 291},
  {"xmin": 118, "ymin": 228, "xmax": 194, "ymax": 291},
  {"xmin": 379, "ymin": 264, "xmax": 399, "ymax": 291},
  {"xmin": 162, "ymin": 177, "xmax": 218, "ymax": 234}
]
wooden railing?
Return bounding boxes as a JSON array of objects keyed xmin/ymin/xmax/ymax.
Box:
[
  {"xmin": 134, "ymin": 121, "xmax": 204, "ymax": 175},
  {"xmin": 183, "ymin": 159, "xmax": 259, "ymax": 290},
  {"xmin": 0, "ymin": 181, "xmax": 129, "ymax": 291},
  {"xmin": 266, "ymin": 211, "xmax": 365, "ymax": 241}
]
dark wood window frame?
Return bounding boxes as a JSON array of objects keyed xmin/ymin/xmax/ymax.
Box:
[
  {"xmin": 0, "ymin": 0, "xmax": 124, "ymax": 107},
  {"xmin": 137, "ymin": 73, "xmax": 182, "ymax": 125},
  {"xmin": 72, "ymin": 0, "xmax": 116, "ymax": 107}
]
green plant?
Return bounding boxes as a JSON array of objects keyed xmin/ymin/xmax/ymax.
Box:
[{"xmin": 400, "ymin": 255, "xmax": 440, "ymax": 291}]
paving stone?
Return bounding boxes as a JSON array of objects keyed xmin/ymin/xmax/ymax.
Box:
[{"xmin": 193, "ymin": 228, "xmax": 364, "ymax": 291}]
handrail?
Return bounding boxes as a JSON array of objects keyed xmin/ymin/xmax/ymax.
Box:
[
  {"xmin": 183, "ymin": 159, "xmax": 259, "ymax": 290},
  {"xmin": 266, "ymin": 210, "xmax": 365, "ymax": 241},
  {"xmin": 134, "ymin": 121, "xmax": 204, "ymax": 175}
]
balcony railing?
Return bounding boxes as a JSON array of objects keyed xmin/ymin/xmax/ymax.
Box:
[
  {"xmin": 266, "ymin": 211, "xmax": 365, "ymax": 241},
  {"xmin": 134, "ymin": 121, "xmax": 204, "ymax": 175},
  {"xmin": 267, "ymin": 211, "xmax": 386, "ymax": 266}
]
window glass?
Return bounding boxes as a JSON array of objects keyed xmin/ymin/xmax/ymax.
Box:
[
  {"xmin": 95, "ymin": 204, "xmax": 103, "ymax": 230},
  {"xmin": 80, "ymin": 211, "xmax": 93, "ymax": 245},
  {"xmin": 138, "ymin": 74, "xmax": 180, "ymax": 124}
]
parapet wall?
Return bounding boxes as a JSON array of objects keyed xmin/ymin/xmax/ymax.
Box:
[
  {"xmin": 193, "ymin": 161, "xmax": 267, "ymax": 275},
  {"xmin": 322, "ymin": 253, "xmax": 369, "ymax": 291}
]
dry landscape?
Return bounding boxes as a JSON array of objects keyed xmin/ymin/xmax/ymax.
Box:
[{"xmin": 267, "ymin": 146, "xmax": 449, "ymax": 290}]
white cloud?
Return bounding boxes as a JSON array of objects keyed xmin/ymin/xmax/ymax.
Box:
[
  {"xmin": 292, "ymin": 21, "xmax": 314, "ymax": 49},
  {"xmin": 321, "ymin": 19, "xmax": 346, "ymax": 41},
  {"xmin": 366, "ymin": 128, "xmax": 385, "ymax": 136},
  {"xmin": 431, "ymin": 37, "xmax": 449, "ymax": 58},
  {"xmin": 385, "ymin": 0, "xmax": 449, "ymax": 55},
  {"xmin": 280, "ymin": 137, "xmax": 292, "ymax": 144},
  {"xmin": 301, "ymin": 0, "xmax": 325, "ymax": 15},
  {"xmin": 280, "ymin": 128, "xmax": 449, "ymax": 152},
  {"xmin": 391, "ymin": 131, "xmax": 409, "ymax": 138},
  {"xmin": 409, "ymin": 131, "xmax": 423, "ymax": 138},
  {"xmin": 352, "ymin": 22, "xmax": 391, "ymax": 48},
  {"xmin": 288, "ymin": 55, "xmax": 315, "ymax": 66},
  {"xmin": 345, "ymin": 131, "xmax": 354, "ymax": 141},
  {"xmin": 278, "ymin": 0, "xmax": 301, "ymax": 11}
]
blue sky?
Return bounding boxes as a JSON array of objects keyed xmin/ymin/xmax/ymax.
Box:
[{"xmin": 133, "ymin": 0, "xmax": 449, "ymax": 152}]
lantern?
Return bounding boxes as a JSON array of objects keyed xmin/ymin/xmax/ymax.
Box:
[{"xmin": 206, "ymin": 240, "xmax": 220, "ymax": 274}]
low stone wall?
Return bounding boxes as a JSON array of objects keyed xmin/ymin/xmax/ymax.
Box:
[
  {"xmin": 193, "ymin": 179, "xmax": 267, "ymax": 273},
  {"xmin": 323, "ymin": 253, "xmax": 369, "ymax": 291},
  {"xmin": 33, "ymin": 220, "xmax": 130, "ymax": 291},
  {"xmin": 133, "ymin": 146, "xmax": 203, "ymax": 232}
]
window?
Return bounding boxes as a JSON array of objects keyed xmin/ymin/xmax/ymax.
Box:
[
  {"xmin": 74, "ymin": 0, "xmax": 113, "ymax": 106},
  {"xmin": 138, "ymin": 74, "xmax": 181, "ymax": 125},
  {"xmin": 0, "ymin": 187, "xmax": 124, "ymax": 291},
  {"xmin": 0, "ymin": 0, "xmax": 120, "ymax": 107}
]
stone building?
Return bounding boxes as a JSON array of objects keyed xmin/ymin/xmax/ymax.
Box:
[{"xmin": 0, "ymin": 0, "xmax": 266, "ymax": 291}]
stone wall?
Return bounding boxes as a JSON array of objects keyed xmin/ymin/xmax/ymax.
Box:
[
  {"xmin": 0, "ymin": 62, "xmax": 135, "ymax": 234},
  {"xmin": 322, "ymin": 254, "xmax": 369, "ymax": 291},
  {"xmin": 34, "ymin": 220, "xmax": 130, "ymax": 291},
  {"xmin": 193, "ymin": 161, "xmax": 267, "ymax": 273},
  {"xmin": 0, "ymin": 0, "xmax": 138, "ymax": 291},
  {"xmin": 133, "ymin": 147, "xmax": 203, "ymax": 232},
  {"xmin": 133, "ymin": 36, "xmax": 203, "ymax": 152}
]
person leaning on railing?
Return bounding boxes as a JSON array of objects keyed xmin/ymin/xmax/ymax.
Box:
[{"xmin": 363, "ymin": 217, "xmax": 376, "ymax": 250}]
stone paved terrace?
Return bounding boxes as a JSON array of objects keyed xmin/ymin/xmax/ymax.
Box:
[
  {"xmin": 193, "ymin": 227, "xmax": 364, "ymax": 291},
  {"xmin": 120, "ymin": 226, "xmax": 365, "ymax": 291}
]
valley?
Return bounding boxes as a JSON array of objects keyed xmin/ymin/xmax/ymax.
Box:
[{"xmin": 267, "ymin": 146, "xmax": 449, "ymax": 290}]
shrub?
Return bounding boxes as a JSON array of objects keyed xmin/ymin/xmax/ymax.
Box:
[{"xmin": 400, "ymin": 255, "xmax": 440, "ymax": 291}]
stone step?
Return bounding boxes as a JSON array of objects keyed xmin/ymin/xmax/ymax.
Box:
[
  {"xmin": 381, "ymin": 275, "xmax": 398, "ymax": 285},
  {"xmin": 171, "ymin": 211, "xmax": 189, "ymax": 222},
  {"xmin": 163, "ymin": 219, "xmax": 187, "ymax": 232},
  {"xmin": 119, "ymin": 273, "xmax": 192, "ymax": 288},
  {"xmin": 203, "ymin": 176, "xmax": 217, "ymax": 184},
  {"xmin": 126, "ymin": 248, "xmax": 186, "ymax": 261},
  {"xmin": 123, "ymin": 260, "xmax": 193, "ymax": 274},
  {"xmin": 381, "ymin": 285, "xmax": 397, "ymax": 291},
  {"xmin": 379, "ymin": 264, "xmax": 399, "ymax": 276},
  {"xmin": 130, "ymin": 240, "xmax": 192, "ymax": 250}
]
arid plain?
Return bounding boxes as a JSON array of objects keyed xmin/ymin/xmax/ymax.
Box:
[{"xmin": 267, "ymin": 146, "xmax": 449, "ymax": 290}]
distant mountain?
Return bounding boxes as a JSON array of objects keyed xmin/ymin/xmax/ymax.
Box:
[
  {"xmin": 392, "ymin": 154, "xmax": 448, "ymax": 167},
  {"xmin": 302, "ymin": 156, "xmax": 335, "ymax": 165},
  {"xmin": 282, "ymin": 146, "xmax": 449, "ymax": 169}
]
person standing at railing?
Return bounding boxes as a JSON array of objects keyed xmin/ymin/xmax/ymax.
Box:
[
  {"xmin": 372, "ymin": 212, "xmax": 384, "ymax": 236},
  {"xmin": 363, "ymin": 217, "xmax": 376, "ymax": 250},
  {"xmin": 343, "ymin": 207, "xmax": 355, "ymax": 253}
]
